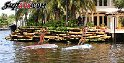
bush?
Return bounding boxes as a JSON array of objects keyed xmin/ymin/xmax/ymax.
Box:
[
  {"xmin": 86, "ymin": 22, "xmax": 94, "ymax": 27},
  {"xmin": 43, "ymin": 20, "xmax": 78, "ymax": 27}
]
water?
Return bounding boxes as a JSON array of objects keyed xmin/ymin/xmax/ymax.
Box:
[{"xmin": 0, "ymin": 30, "xmax": 124, "ymax": 63}]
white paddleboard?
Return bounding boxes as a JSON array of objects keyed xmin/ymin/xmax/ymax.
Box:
[
  {"xmin": 23, "ymin": 44, "xmax": 58, "ymax": 49},
  {"xmin": 62, "ymin": 44, "xmax": 92, "ymax": 50}
]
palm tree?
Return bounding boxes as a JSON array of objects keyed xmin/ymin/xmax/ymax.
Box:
[
  {"xmin": 56, "ymin": 0, "xmax": 96, "ymax": 26},
  {"xmin": 16, "ymin": 0, "xmax": 96, "ymax": 26},
  {"xmin": 76, "ymin": 0, "xmax": 96, "ymax": 26},
  {"xmin": 16, "ymin": 0, "xmax": 30, "ymax": 26},
  {"xmin": 1, "ymin": 13, "xmax": 8, "ymax": 27},
  {"xmin": 113, "ymin": 0, "xmax": 124, "ymax": 10}
]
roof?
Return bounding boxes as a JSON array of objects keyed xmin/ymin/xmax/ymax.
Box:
[{"xmin": 96, "ymin": 7, "xmax": 124, "ymax": 13}]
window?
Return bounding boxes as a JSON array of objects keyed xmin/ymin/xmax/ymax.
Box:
[
  {"xmin": 104, "ymin": 0, "xmax": 107, "ymax": 6},
  {"xmin": 99, "ymin": 16, "xmax": 102, "ymax": 25},
  {"xmin": 104, "ymin": 16, "xmax": 107, "ymax": 26},
  {"xmin": 99, "ymin": 0, "xmax": 102, "ymax": 6},
  {"xmin": 98, "ymin": 0, "xmax": 108, "ymax": 6},
  {"xmin": 94, "ymin": 16, "xmax": 97, "ymax": 26}
]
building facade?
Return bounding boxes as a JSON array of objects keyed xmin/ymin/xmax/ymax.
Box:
[
  {"xmin": 88, "ymin": 0, "xmax": 124, "ymax": 28},
  {"xmin": 94, "ymin": 0, "xmax": 114, "ymax": 28}
]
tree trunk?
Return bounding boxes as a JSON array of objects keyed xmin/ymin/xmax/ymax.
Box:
[
  {"xmin": 84, "ymin": 12, "xmax": 88, "ymax": 26},
  {"xmin": 71, "ymin": 4, "xmax": 76, "ymax": 20},
  {"xmin": 66, "ymin": 0, "xmax": 68, "ymax": 26},
  {"xmin": 24, "ymin": 13, "xmax": 27, "ymax": 26},
  {"xmin": 15, "ymin": 9, "xmax": 18, "ymax": 27},
  {"xmin": 44, "ymin": 10, "xmax": 47, "ymax": 24}
]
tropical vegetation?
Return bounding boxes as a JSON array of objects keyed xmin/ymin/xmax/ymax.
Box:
[
  {"xmin": 16, "ymin": 0, "xmax": 96, "ymax": 27},
  {"xmin": 113, "ymin": 0, "xmax": 124, "ymax": 10},
  {"xmin": 0, "ymin": 13, "xmax": 15, "ymax": 28},
  {"xmin": 113, "ymin": 0, "xmax": 124, "ymax": 28}
]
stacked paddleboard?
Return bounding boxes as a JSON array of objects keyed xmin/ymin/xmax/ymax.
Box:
[{"xmin": 24, "ymin": 44, "xmax": 58, "ymax": 49}]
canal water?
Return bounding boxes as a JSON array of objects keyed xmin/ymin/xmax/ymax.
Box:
[{"xmin": 0, "ymin": 30, "xmax": 124, "ymax": 63}]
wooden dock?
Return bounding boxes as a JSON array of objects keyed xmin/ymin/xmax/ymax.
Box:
[
  {"xmin": 0, "ymin": 28, "xmax": 9, "ymax": 30},
  {"xmin": 5, "ymin": 26, "xmax": 112, "ymax": 43},
  {"xmin": 109, "ymin": 29, "xmax": 124, "ymax": 33}
]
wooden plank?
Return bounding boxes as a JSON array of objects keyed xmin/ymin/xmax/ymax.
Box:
[
  {"xmin": 88, "ymin": 36, "xmax": 100, "ymax": 39},
  {"xmin": 69, "ymin": 32, "xmax": 82, "ymax": 35},
  {"xmin": 96, "ymin": 32, "xmax": 105, "ymax": 34},
  {"xmin": 100, "ymin": 36, "xmax": 111, "ymax": 39},
  {"xmin": 11, "ymin": 35, "xmax": 18, "ymax": 36}
]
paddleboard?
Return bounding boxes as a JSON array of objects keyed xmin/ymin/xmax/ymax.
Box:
[
  {"xmin": 62, "ymin": 44, "xmax": 92, "ymax": 50},
  {"xmin": 23, "ymin": 44, "xmax": 58, "ymax": 49}
]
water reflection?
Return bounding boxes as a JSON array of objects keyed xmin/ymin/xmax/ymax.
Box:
[
  {"xmin": 0, "ymin": 30, "xmax": 15, "ymax": 63},
  {"xmin": 109, "ymin": 44, "xmax": 124, "ymax": 63},
  {"xmin": 1, "ymin": 30, "xmax": 124, "ymax": 63}
]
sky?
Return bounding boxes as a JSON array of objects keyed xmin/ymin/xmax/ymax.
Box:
[{"xmin": 0, "ymin": 0, "xmax": 18, "ymax": 16}]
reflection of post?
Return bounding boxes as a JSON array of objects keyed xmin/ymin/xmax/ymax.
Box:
[{"xmin": 106, "ymin": 13, "xmax": 116, "ymax": 43}]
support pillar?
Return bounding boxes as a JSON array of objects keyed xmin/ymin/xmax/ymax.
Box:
[
  {"xmin": 116, "ymin": 16, "xmax": 119, "ymax": 28},
  {"xmin": 107, "ymin": 16, "xmax": 110, "ymax": 28},
  {"xmin": 84, "ymin": 12, "xmax": 88, "ymax": 26},
  {"xmin": 102, "ymin": 16, "xmax": 104, "ymax": 25},
  {"xmin": 91, "ymin": 12, "xmax": 94, "ymax": 22},
  {"xmin": 102, "ymin": 0, "xmax": 104, "ymax": 6},
  {"xmin": 107, "ymin": 0, "xmax": 109, "ymax": 6},
  {"xmin": 97, "ymin": 13, "xmax": 99, "ymax": 26},
  {"xmin": 97, "ymin": 0, "xmax": 99, "ymax": 6},
  {"xmin": 89, "ymin": 16, "xmax": 92, "ymax": 22},
  {"xmin": 89, "ymin": 15, "xmax": 92, "ymax": 22}
]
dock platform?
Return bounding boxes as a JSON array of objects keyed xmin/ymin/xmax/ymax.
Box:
[
  {"xmin": 109, "ymin": 29, "xmax": 124, "ymax": 33},
  {"xmin": 0, "ymin": 28, "xmax": 10, "ymax": 30}
]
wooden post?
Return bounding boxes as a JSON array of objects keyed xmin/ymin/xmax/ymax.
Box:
[{"xmin": 114, "ymin": 17, "xmax": 116, "ymax": 43}]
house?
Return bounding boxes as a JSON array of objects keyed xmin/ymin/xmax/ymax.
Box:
[{"xmin": 85, "ymin": 0, "xmax": 124, "ymax": 29}]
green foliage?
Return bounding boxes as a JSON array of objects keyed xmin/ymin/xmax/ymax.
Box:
[
  {"xmin": 43, "ymin": 20, "xmax": 78, "ymax": 27},
  {"xmin": 0, "ymin": 14, "xmax": 15, "ymax": 27},
  {"xmin": 56, "ymin": 27, "xmax": 68, "ymax": 31},
  {"xmin": 43, "ymin": 20, "xmax": 65, "ymax": 27},
  {"xmin": 86, "ymin": 22, "xmax": 94, "ymax": 27},
  {"xmin": 43, "ymin": 20, "xmax": 78, "ymax": 32},
  {"xmin": 48, "ymin": 27, "xmax": 56, "ymax": 30},
  {"xmin": 16, "ymin": 0, "xmax": 96, "ymax": 26},
  {"xmin": 114, "ymin": 0, "xmax": 124, "ymax": 10},
  {"xmin": 8, "ymin": 14, "xmax": 15, "ymax": 24},
  {"xmin": 119, "ymin": 17, "xmax": 124, "ymax": 26},
  {"xmin": 68, "ymin": 19, "xmax": 78, "ymax": 27}
]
